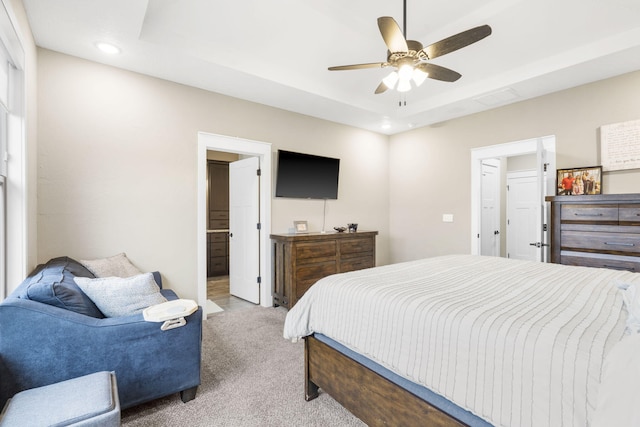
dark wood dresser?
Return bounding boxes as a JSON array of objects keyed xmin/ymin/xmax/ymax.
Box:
[
  {"xmin": 271, "ymin": 231, "xmax": 378, "ymax": 309},
  {"xmin": 546, "ymin": 194, "xmax": 640, "ymax": 272}
]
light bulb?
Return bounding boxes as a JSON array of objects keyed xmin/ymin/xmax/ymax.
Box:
[
  {"xmin": 382, "ymin": 71, "xmax": 399, "ymax": 90},
  {"xmin": 398, "ymin": 64, "xmax": 414, "ymax": 82},
  {"xmin": 397, "ymin": 79, "xmax": 411, "ymax": 92},
  {"xmin": 412, "ymin": 68, "xmax": 428, "ymax": 86}
]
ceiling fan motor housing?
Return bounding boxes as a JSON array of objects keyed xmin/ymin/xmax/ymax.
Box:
[{"xmin": 387, "ymin": 40, "xmax": 425, "ymax": 64}]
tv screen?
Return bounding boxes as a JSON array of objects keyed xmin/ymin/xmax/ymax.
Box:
[{"xmin": 275, "ymin": 150, "xmax": 340, "ymax": 199}]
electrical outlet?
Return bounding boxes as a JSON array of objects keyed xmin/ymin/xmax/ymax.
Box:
[{"xmin": 442, "ymin": 214, "xmax": 454, "ymax": 223}]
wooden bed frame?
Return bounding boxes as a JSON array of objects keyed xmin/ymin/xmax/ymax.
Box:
[{"xmin": 304, "ymin": 335, "xmax": 468, "ymax": 427}]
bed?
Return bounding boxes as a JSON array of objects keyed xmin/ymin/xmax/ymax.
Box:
[{"xmin": 283, "ymin": 255, "xmax": 640, "ymax": 426}]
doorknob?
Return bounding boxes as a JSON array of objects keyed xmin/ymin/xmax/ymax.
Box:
[
  {"xmin": 529, "ymin": 242, "xmax": 550, "ymax": 248},
  {"xmin": 494, "ymin": 230, "xmax": 500, "ymax": 235},
  {"xmin": 229, "ymin": 232, "xmax": 233, "ymax": 238}
]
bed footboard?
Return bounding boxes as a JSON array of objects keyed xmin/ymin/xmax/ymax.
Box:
[{"xmin": 304, "ymin": 335, "xmax": 467, "ymax": 427}]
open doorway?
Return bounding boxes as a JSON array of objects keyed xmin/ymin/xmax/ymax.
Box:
[
  {"xmin": 471, "ymin": 136, "xmax": 556, "ymax": 262},
  {"xmin": 197, "ymin": 132, "xmax": 273, "ymax": 317}
]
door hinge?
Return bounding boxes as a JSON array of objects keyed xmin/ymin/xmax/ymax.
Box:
[
  {"xmin": 257, "ymin": 168, "xmax": 262, "ymax": 176},
  {"xmin": 507, "ymin": 184, "xmax": 510, "ymax": 191},
  {"xmin": 257, "ymin": 222, "xmax": 262, "ymax": 230},
  {"xmin": 257, "ymin": 276, "xmax": 262, "ymax": 284},
  {"xmin": 543, "ymin": 163, "xmax": 549, "ymax": 172},
  {"xmin": 543, "ymin": 223, "xmax": 548, "ymax": 231}
]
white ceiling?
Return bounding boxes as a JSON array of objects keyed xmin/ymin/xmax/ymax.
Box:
[{"xmin": 22, "ymin": 0, "xmax": 640, "ymax": 135}]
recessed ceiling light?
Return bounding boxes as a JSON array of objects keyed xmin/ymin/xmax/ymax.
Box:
[
  {"xmin": 96, "ymin": 42, "xmax": 121, "ymax": 55},
  {"xmin": 381, "ymin": 123, "xmax": 391, "ymax": 130}
]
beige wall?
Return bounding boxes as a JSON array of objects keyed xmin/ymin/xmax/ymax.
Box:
[
  {"xmin": 36, "ymin": 49, "xmax": 390, "ymax": 300},
  {"xmin": 388, "ymin": 71, "xmax": 640, "ymax": 263}
]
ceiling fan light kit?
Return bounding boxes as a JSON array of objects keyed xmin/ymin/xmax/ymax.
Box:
[{"xmin": 328, "ymin": 1, "xmax": 492, "ymax": 96}]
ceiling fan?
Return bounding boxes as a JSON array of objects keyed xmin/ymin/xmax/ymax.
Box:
[{"xmin": 328, "ymin": 1, "xmax": 492, "ymax": 94}]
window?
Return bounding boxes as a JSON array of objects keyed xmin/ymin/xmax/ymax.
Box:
[
  {"xmin": 0, "ymin": 0, "xmax": 26, "ymax": 299},
  {"xmin": 0, "ymin": 49, "xmax": 8, "ymax": 299}
]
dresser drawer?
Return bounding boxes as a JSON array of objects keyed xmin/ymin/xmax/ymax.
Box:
[
  {"xmin": 560, "ymin": 204, "xmax": 618, "ymax": 224},
  {"xmin": 211, "ymin": 210, "xmax": 229, "ymax": 220},
  {"xmin": 209, "ymin": 257, "xmax": 228, "ymax": 275},
  {"xmin": 340, "ymin": 256, "xmax": 374, "ymax": 272},
  {"xmin": 561, "ymin": 252, "xmax": 640, "ymax": 273},
  {"xmin": 210, "ymin": 219, "xmax": 229, "ymax": 229},
  {"xmin": 210, "ymin": 232, "xmax": 228, "ymax": 243},
  {"xmin": 295, "ymin": 262, "xmax": 337, "ymax": 298},
  {"xmin": 210, "ymin": 242, "xmax": 227, "ymax": 257},
  {"xmin": 296, "ymin": 242, "xmax": 336, "ymax": 260},
  {"xmin": 619, "ymin": 204, "xmax": 640, "ymax": 226},
  {"xmin": 561, "ymin": 230, "xmax": 640, "ymax": 254},
  {"xmin": 340, "ymin": 238, "xmax": 374, "ymax": 258}
]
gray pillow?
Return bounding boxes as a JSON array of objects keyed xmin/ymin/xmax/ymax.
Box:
[
  {"xmin": 74, "ymin": 273, "xmax": 167, "ymax": 317},
  {"xmin": 80, "ymin": 253, "xmax": 142, "ymax": 278}
]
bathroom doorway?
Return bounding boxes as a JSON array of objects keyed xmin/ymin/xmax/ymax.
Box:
[{"xmin": 197, "ymin": 132, "xmax": 273, "ymax": 316}]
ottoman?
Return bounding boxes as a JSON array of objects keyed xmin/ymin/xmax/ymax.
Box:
[{"xmin": 0, "ymin": 371, "xmax": 120, "ymax": 426}]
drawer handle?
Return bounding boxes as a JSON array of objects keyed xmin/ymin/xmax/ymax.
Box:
[
  {"xmin": 574, "ymin": 213, "xmax": 603, "ymax": 217},
  {"xmin": 604, "ymin": 265, "xmax": 636, "ymax": 271},
  {"xmin": 604, "ymin": 242, "xmax": 635, "ymax": 247}
]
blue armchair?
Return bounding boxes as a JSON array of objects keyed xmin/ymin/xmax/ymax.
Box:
[{"xmin": 0, "ymin": 257, "xmax": 202, "ymax": 410}]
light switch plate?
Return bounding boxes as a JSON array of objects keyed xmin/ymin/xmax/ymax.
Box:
[{"xmin": 442, "ymin": 214, "xmax": 454, "ymax": 223}]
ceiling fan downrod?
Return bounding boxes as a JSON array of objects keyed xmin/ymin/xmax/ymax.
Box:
[{"xmin": 403, "ymin": 0, "xmax": 407, "ymax": 38}]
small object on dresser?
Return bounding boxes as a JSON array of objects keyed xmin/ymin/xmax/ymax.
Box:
[
  {"xmin": 347, "ymin": 223, "xmax": 358, "ymax": 232},
  {"xmin": 293, "ymin": 220, "xmax": 308, "ymax": 234},
  {"xmin": 334, "ymin": 226, "xmax": 346, "ymax": 233}
]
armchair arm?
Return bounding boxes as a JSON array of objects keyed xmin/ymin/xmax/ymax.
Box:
[{"xmin": 0, "ymin": 295, "xmax": 202, "ymax": 409}]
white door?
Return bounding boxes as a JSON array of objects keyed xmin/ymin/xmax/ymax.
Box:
[
  {"xmin": 229, "ymin": 157, "xmax": 260, "ymax": 304},
  {"xmin": 480, "ymin": 159, "xmax": 500, "ymax": 256},
  {"xmin": 507, "ymin": 171, "xmax": 538, "ymax": 261}
]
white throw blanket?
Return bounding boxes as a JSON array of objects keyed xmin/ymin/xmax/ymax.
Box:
[{"xmin": 284, "ymin": 255, "xmax": 640, "ymax": 427}]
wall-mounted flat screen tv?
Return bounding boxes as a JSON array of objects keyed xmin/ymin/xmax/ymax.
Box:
[{"xmin": 275, "ymin": 150, "xmax": 340, "ymax": 199}]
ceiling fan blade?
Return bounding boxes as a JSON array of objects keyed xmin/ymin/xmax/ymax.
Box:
[
  {"xmin": 377, "ymin": 17, "xmax": 408, "ymax": 53},
  {"xmin": 328, "ymin": 62, "xmax": 386, "ymax": 71},
  {"xmin": 416, "ymin": 63, "xmax": 461, "ymax": 82},
  {"xmin": 420, "ymin": 25, "xmax": 492, "ymax": 60},
  {"xmin": 374, "ymin": 81, "xmax": 388, "ymax": 94}
]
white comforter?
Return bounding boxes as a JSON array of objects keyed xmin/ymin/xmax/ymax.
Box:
[{"xmin": 283, "ymin": 255, "xmax": 640, "ymax": 427}]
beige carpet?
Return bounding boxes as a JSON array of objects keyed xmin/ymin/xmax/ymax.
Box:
[{"xmin": 121, "ymin": 306, "xmax": 364, "ymax": 426}]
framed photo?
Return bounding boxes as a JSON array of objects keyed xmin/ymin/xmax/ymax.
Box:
[
  {"xmin": 556, "ymin": 166, "xmax": 602, "ymax": 195},
  {"xmin": 293, "ymin": 220, "xmax": 308, "ymax": 234}
]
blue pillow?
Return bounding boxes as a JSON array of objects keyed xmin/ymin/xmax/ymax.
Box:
[{"xmin": 22, "ymin": 257, "xmax": 104, "ymax": 318}]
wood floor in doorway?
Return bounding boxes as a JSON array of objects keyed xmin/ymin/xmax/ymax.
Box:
[{"xmin": 207, "ymin": 276, "xmax": 255, "ymax": 312}]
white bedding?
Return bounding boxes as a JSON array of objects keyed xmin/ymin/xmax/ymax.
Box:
[{"xmin": 283, "ymin": 255, "xmax": 640, "ymax": 427}]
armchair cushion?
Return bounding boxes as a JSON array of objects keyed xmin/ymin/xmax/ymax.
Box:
[
  {"xmin": 80, "ymin": 252, "xmax": 142, "ymax": 278},
  {"xmin": 74, "ymin": 273, "xmax": 167, "ymax": 317},
  {"xmin": 19, "ymin": 256, "xmax": 104, "ymax": 318}
]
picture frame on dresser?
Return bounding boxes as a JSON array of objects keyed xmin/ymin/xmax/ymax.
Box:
[
  {"xmin": 556, "ymin": 166, "xmax": 602, "ymax": 196},
  {"xmin": 294, "ymin": 220, "xmax": 308, "ymax": 234}
]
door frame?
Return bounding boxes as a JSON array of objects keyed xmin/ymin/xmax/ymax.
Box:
[
  {"xmin": 470, "ymin": 135, "xmax": 556, "ymax": 256},
  {"xmin": 197, "ymin": 132, "xmax": 272, "ymax": 311}
]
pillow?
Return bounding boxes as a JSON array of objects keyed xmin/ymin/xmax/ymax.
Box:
[
  {"xmin": 80, "ymin": 253, "xmax": 142, "ymax": 278},
  {"xmin": 616, "ymin": 281, "xmax": 640, "ymax": 333},
  {"xmin": 74, "ymin": 272, "xmax": 167, "ymax": 317},
  {"xmin": 22, "ymin": 256, "xmax": 104, "ymax": 318}
]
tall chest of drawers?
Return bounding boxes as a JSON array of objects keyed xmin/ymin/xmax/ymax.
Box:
[
  {"xmin": 546, "ymin": 194, "xmax": 640, "ymax": 272},
  {"xmin": 270, "ymin": 231, "xmax": 378, "ymax": 309}
]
